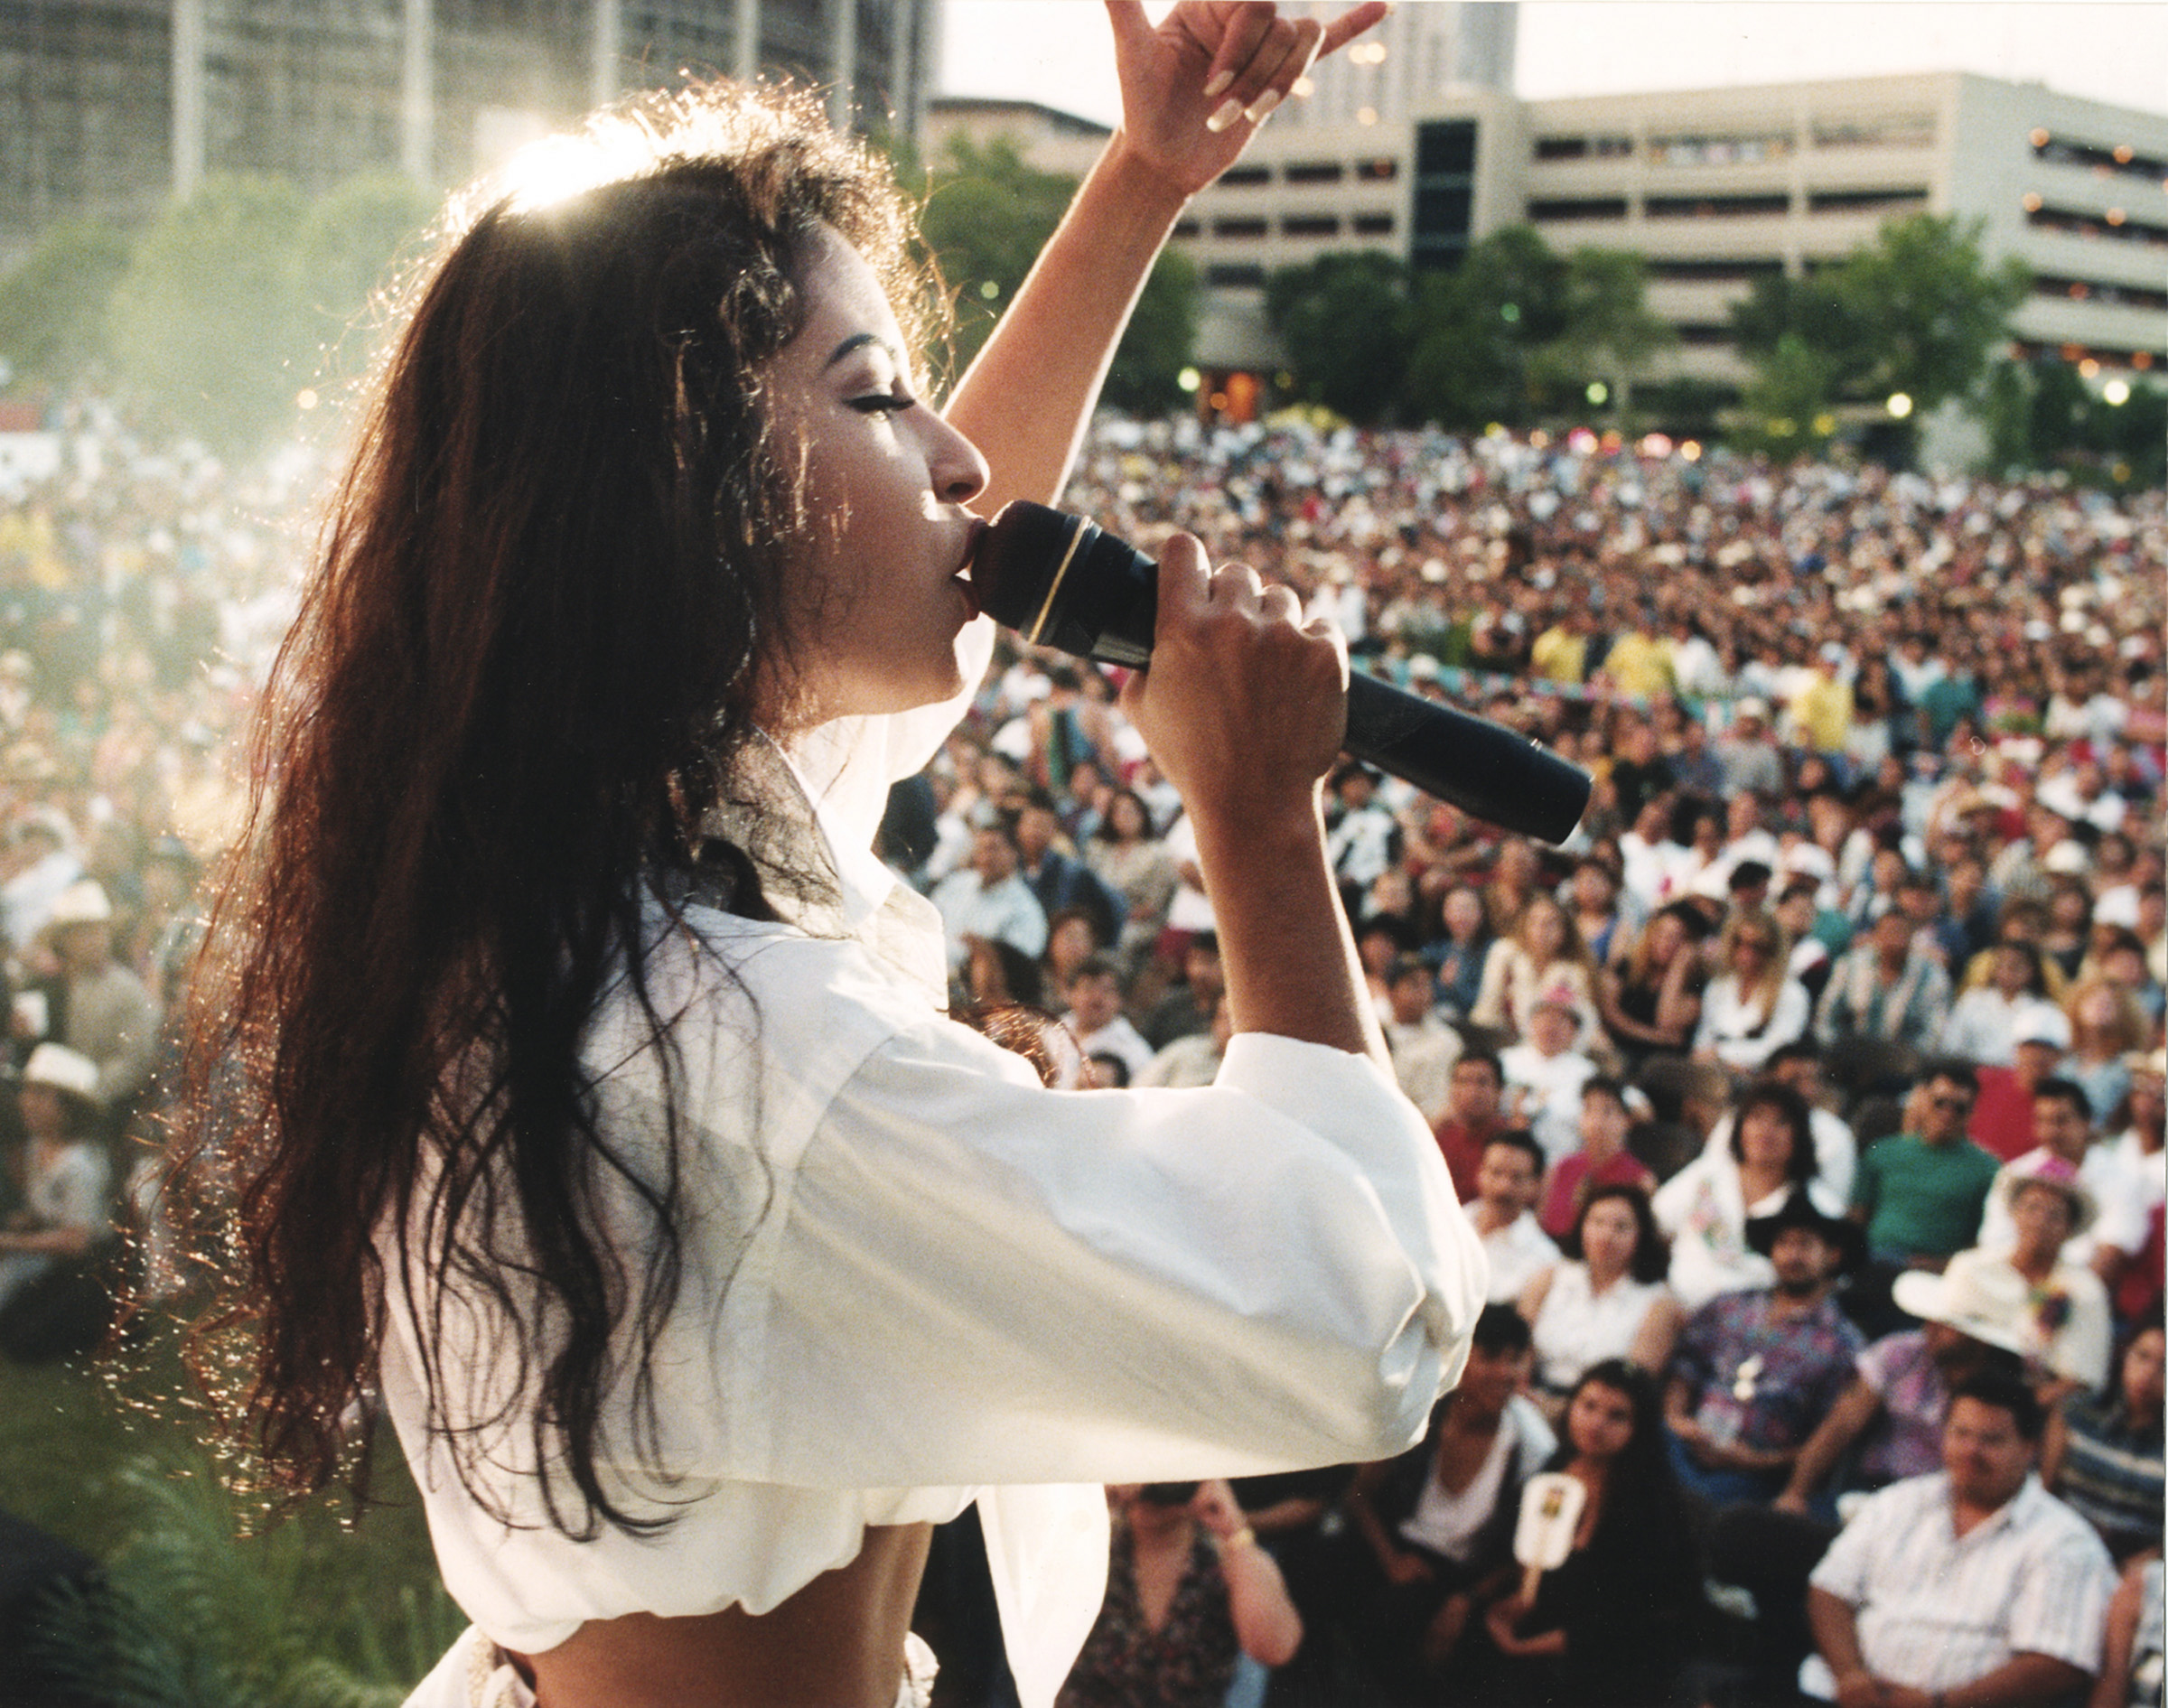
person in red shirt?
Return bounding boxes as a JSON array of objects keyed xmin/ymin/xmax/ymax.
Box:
[
  {"xmin": 1539, "ymin": 1078, "xmax": 1658, "ymax": 1242},
  {"xmin": 1434, "ymin": 1050, "xmax": 1509, "ymax": 1201}
]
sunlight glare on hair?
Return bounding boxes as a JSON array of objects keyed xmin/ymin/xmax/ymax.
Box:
[{"xmin": 498, "ymin": 122, "xmax": 662, "ymax": 216}]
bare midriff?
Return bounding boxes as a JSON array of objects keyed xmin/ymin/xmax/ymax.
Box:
[{"xmin": 508, "ymin": 1521, "xmax": 934, "ymax": 1708}]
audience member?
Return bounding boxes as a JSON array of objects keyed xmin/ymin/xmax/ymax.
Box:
[
  {"xmin": 1467, "ymin": 1132, "xmax": 1559, "ymax": 1306},
  {"xmin": 1520, "ymin": 1185, "xmax": 1683, "ymax": 1414},
  {"xmin": 1342, "ymin": 1304, "xmax": 1554, "ymax": 1701},
  {"xmin": 1655, "ymin": 1078, "xmax": 1830, "ymax": 1309},
  {"xmin": 2042, "ymin": 1322, "xmax": 2164, "ymax": 1564},
  {"xmin": 1977, "ymin": 1078, "xmax": 2149, "ymax": 1287},
  {"xmin": 1380, "ymin": 954, "xmax": 1462, "ymax": 1125},
  {"xmin": 1694, "ymin": 909, "xmax": 1811, "ymax": 1075},
  {"xmin": 1059, "ymin": 1480, "xmax": 1302, "ymax": 1708},
  {"xmin": 1500, "ymin": 996, "xmax": 1600, "ymax": 1165},
  {"xmin": 932, "ymin": 822, "xmax": 1049, "ymax": 971},
  {"xmin": 1466, "ymin": 1361, "xmax": 1703, "ymax": 1707},
  {"xmin": 1816, "ymin": 899, "xmax": 1953, "ymax": 1054},
  {"xmin": 1849, "ymin": 1061, "xmax": 2001, "ymax": 1271},
  {"xmin": 1663, "ymin": 1188, "xmax": 1865, "ymax": 1506},
  {"xmin": 1803, "ymin": 1371, "xmax": 2117, "ymax": 1707},
  {"xmin": 1778, "ymin": 1258, "xmax": 2030, "ymax": 1515},
  {"xmin": 1536, "ymin": 1076, "xmax": 1655, "ymax": 1242},
  {"xmin": 1433, "ymin": 1050, "xmax": 1509, "ymax": 1200},
  {"xmin": 1946, "ymin": 1153, "xmax": 2113, "ymax": 1401}
]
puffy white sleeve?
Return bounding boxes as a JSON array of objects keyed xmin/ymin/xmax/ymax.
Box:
[{"xmin": 733, "ymin": 966, "xmax": 1486, "ymax": 1489}]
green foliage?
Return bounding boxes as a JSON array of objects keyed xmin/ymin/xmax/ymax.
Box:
[
  {"xmin": 1728, "ymin": 214, "xmax": 2031, "ymax": 453},
  {"xmin": 1105, "ymin": 244, "xmax": 1198, "ymax": 415},
  {"xmin": 1981, "ymin": 359, "xmax": 2168, "ymax": 487},
  {"xmin": 911, "ymin": 134, "xmax": 1196, "ymax": 412},
  {"xmin": 78, "ymin": 168, "xmax": 434, "ymax": 448},
  {"xmin": 291, "ymin": 173, "xmax": 437, "ymax": 377},
  {"xmin": 1270, "ymin": 227, "xmax": 1668, "ymax": 430},
  {"xmin": 0, "ymin": 217, "xmax": 134, "ymax": 381},
  {"xmin": 1404, "ymin": 227, "xmax": 1570, "ymax": 428},
  {"xmin": 0, "ymin": 1343, "xmax": 456, "ymax": 1704},
  {"xmin": 1534, "ymin": 247, "xmax": 1676, "ymax": 420},
  {"xmin": 1733, "ymin": 333, "xmax": 1845, "ymax": 458},
  {"xmin": 26, "ymin": 1451, "xmax": 463, "ymax": 1708},
  {"xmin": 107, "ymin": 174, "xmax": 311, "ymax": 450},
  {"xmin": 1266, "ymin": 250, "xmax": 1412, "ymax": 422}
]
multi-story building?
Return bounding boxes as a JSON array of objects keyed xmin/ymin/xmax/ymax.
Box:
[
  {"xmin": 0, "ymin": 0, "xmax": 938, "ymax": 261},
  {"xmin": 932, "ymin": 69, "xmax": 2166, "ymax": 402}
]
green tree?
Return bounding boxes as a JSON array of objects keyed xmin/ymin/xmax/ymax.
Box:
[
  {"xmin": 1534, "ymin": 247, "xmax": 1674, "ymax": 421},
  {"xmin": 1264, "ymin": 250, "xmax": 1412, "ymax": 423},
  {"xmin": 0, "ymin": 217, "xmax": 133, "ymax": 382},
  {"xmin": 1104, "ymin": 244, "xmax": 1197, "ymax": 415},
  {"xmin": 107, "ymin": 173, "xmax": 309, "ymax": 449},
  {"xmin": 1730, "ymin": 214, "xmax": 2030, "ymax": 460},
  {"xmin": 1403, "ymin": 225, "xmax": 1570, "ymax": 428},
  {"xmin": 1834, "ymin": 214, "xmax": 2030, "ymax": 416},
  {"xmin": 1733, "ymin": 331, "xmax": 1844, "ymax": 458},
  {"xmin": 291, "ymin": 173, "xmax": 437, "ymax": 378},
  {"xmin": 913, "ymin": 134, "xmax": 1195, "ymax": 412}
]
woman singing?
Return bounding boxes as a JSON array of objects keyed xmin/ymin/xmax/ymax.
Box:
[{"xmin": 176, "ymin": 7, "xmax": 1481, "ymax": 1708}]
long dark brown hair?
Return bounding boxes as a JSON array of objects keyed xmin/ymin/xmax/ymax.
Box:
[{"xmin": 177, "ymin": 82, "xmax": 932, "ymax": 1537}]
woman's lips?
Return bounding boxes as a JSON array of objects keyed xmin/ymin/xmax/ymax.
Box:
[{"xmin": 956, "ymin": 518, "xmax": 987, "ymax": 619}]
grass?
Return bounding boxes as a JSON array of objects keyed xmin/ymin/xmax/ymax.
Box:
[{"xmin": 0, "ymin": 1321, "xmax": 463, "ymax": 1706}]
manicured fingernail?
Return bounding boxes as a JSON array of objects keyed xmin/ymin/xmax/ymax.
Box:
[
  {"xmin": 1203, "ymin": 70, "xmax": 1234, "ymax": 98},
  {"xmin": 1245, "ymin": 89, "xmax": 1284, "ymax": 125},
  {"xmin": 1206, "ymin": 97, "xmax": 1244, "ymax": 133}
]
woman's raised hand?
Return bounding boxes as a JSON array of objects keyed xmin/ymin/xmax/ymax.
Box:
[{"xmin": 1105, "ymin": 1, "xmax": 1391, "ymax": 196}]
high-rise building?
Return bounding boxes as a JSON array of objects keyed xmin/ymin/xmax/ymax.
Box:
[
  {"xmin": 0, "ymin": 0, "xmax": 939, "ymax": 260},
  {"xmin": 1275, "ymin": 0, "xmax": 1514, "ymax": 131}
]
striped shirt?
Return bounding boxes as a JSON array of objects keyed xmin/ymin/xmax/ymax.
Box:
[
  {"xmin": 1808, "ymin": 1472, "xmax": 2116, "ymax": 1694},
  {"xmin": 2054, "ymin": 1392, "xmax": 2165, "ymax": 1560}
]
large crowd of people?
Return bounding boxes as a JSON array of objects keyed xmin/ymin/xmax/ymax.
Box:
[{"xmin": 0, "ymin": 397, "xmax": 2160, "ymax": 1703}]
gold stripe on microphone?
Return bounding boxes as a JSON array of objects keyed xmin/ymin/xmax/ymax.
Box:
[{"xmin": 1026, "ymin": 516, "xmax": 1088, "ymax": 645}]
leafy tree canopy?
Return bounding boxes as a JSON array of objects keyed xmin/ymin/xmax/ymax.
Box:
[
  {"xmin": 913, "ymin": 134, "xmax": 1196, "ymax": 414},
  {"xmin": 0, "ymin": 218, "xmax": 134, "ymax": 383},
  {"xmin": 1729, "ymin": 213, "xmax": 2030, "ymax": 423}
]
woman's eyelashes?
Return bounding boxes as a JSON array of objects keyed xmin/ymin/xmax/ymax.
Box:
[{"xmin": 847, "ymin": 385, "xmax": 916, "ymax": 415}]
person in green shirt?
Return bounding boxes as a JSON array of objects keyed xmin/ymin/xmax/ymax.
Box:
[{"xmin": 1850, "ymin": 1062, "xmax": 2002, "ymax": 1269}]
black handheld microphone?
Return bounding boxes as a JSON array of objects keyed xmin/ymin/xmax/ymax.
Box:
[{"xmin": 968, "ymin": 501, "xmax": 1591, "ymax": 845}]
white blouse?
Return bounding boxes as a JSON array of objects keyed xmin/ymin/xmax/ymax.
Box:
[
  {"xmin": 380, "ymin": 711, "xmax": 1485, "ymax": 1708},
  {"xmin": 1528, "ymin": 1261, "xmax": 1669, "ymax": 1394}
]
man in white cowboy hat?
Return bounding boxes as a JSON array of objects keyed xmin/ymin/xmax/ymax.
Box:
[
  {"xmin": 1776, "ymin": 1250, "xmax": 2030, "ymax": 1519},
  {"xmin": 18, "ymin": 878, "xmax": 160, "ymax": 1130},
  {"xmin": 0, "ymin": 1041, "xmax": 110, "ymax": 1316},
  {"xmin": 1976, "ymin": 1076, "xmax": 2148, "ymax": 1291},
  {"xmin": 1804, "ymin": 1368, "xmax": 2117, "ymax": 1708},
  {"xmin": 1934, "ymin": 1154, "xmax": 2113, "ymax": 1406}
]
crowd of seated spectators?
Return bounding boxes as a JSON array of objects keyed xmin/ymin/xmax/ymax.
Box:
[{"xmin": 2, "ymin": 401, "xmax": 2163, "ymax": 1703}]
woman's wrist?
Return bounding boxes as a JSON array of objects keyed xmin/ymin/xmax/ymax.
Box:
[{"xmin": 1216, "ymin": 1524, "xmax": 1257, "ymax": 1553}]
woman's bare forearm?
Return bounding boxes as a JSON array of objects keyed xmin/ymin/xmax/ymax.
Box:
[{"xmin": 944, "ymin": 141, "xmax": 1187, "ymax": 515}]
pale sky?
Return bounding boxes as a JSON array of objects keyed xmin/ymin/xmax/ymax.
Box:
[{"xmin": 939, "ymin": 3, "xmax": 2168, "ymax": 124}]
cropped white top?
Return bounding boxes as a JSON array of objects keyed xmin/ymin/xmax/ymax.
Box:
[{"xmin": 377, "ymin": 708, "xmax": 1486, "ymax": 1708}]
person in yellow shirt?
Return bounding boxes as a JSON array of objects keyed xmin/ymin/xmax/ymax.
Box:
[
  {"xmin": 1532, "ymin": 611, "xmax": 1591, "ymax": 686},
  {"xmin": 1600, "ymin": 623, "xmax": 1676, "ymax": 702},
  {"xmin": 1789, "ymin": 657, "xmax": 1854, "ymax": 757}
]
